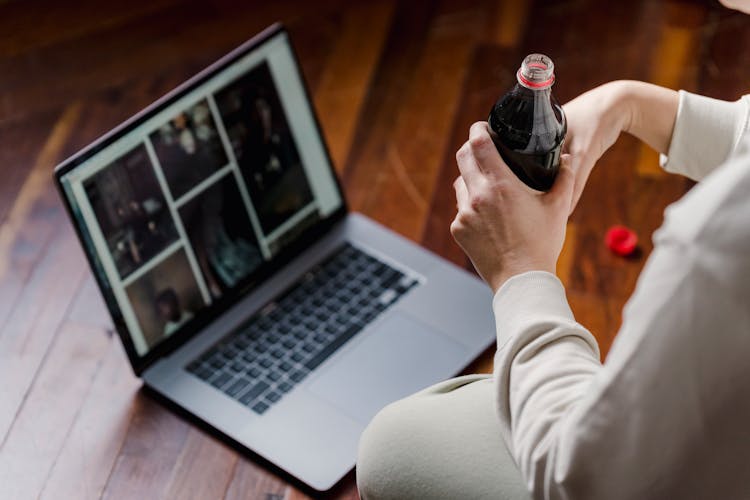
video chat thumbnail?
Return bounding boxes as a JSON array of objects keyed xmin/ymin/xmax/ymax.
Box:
[
  {"xmin": 125, "ymin": 249, "xmax": 204, "ymax": 349},
  {"xmin": 179, "ymin": 174, "xmax": 263, "ymax": 299},
  {"xmin": 216, "ymin": 62, "xmax": 314, "ymax": 235},
  {"xmin": 83, "ymin": 145, "xmax": 178, "ymax": 279},
  {"xmin": 150, "ymin": 99, "xmax": 228, "ymax": 200}
]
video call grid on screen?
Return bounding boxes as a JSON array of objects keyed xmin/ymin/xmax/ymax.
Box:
[{"xmin": 60, "ymin": 34, "xmax": 342, "ymax": 356}]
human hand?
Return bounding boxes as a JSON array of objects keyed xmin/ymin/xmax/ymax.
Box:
[
  {"xmin": 451, "ymin": 122, "xmax": 576, "ymax": 293},
  {"xmin": 563, "ymin": 80, "xmax": 632, "ymax": 211}
]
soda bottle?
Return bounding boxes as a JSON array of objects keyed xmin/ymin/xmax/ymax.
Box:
[{"xmin": 488, "ymin": 53, "xmax": 566, "ymax": 191}]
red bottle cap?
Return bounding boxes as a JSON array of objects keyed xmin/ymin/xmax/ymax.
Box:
[{"xmin": 605, "ymin": 225, "xmax": 638, "ymax": 256}]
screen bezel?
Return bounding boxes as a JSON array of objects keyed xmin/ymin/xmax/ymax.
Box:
[{"xmin": 53, "ymin": 23, "xmax": 348, "ymax": 376}]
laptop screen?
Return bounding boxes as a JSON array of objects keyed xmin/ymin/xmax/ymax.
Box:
[{"xmin": 57, "ymin": 28, "xmax": 344, "ymax": 366}]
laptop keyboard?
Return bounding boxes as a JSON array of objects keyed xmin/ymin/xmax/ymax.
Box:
[{"xmin": 185, "ymin": 243, "xmax": 420, "ymax": 414}]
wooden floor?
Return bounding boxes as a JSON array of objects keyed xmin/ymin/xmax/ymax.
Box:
[{"xmin": 1, "ymin": 0, "xmax": 749, "ymax": 498}]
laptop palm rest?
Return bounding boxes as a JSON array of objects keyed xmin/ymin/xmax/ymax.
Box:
[{"xmin": 306, "ymin": 312, "xmax": 469, "ymax": 424}]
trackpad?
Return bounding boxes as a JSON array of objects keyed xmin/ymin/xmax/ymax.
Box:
[{"xmin": 307, "ymin": 313, "xmax": 469, "ymax": 424}]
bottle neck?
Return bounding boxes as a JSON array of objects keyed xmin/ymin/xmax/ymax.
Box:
[
  {"xmin": 517, "ymin": 54, "xmax": 555, "ymax": 90},
  {"xmin": 517, "ymin": 69, "xmax": 554, "ymax": 90},
  {"xmin": 513, "ymin": 81, "xmax": 552, "ymax": 98}
]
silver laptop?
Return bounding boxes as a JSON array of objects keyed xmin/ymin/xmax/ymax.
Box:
[{"xmin": 54, "ymin": 24, "xmax": 495, "ymax": 492}]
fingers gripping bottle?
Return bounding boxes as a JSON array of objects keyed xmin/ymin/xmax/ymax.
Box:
[{"xmin": 488, "ymin": 54, "xmax": 566, "ymax": 191}]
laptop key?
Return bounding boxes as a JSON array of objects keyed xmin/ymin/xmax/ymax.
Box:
[
  {"xmin": 211, "ymin": 372, "xmax": 232, "ymax": 389},
  {"xmin": 305, "ymin": 323, "xmax": 363, "ymax": 371},
  {"xmin": 278, "ymin": 382, "xmax": 293, "ymax": 393},
  {"xmin": 290, "ymin": 370, "xmax": 308, "ymax": 383},
  {"xmin": 302, "ymin": 343, "xmax": 316, "ymax": 353},
  {"xmin": 266, "ymin": 391, "xmax": 282, "ymax": 403},
  {"xmin": 380, "ymin": 271, "xmax": 404, "ymax": 289},
  {"xmin": 252, "ymin": 402, "xmax": 269, "ymax": 414},
  {"xmin": 241, "ymin": 352, "xmax": 256, "ymax": 363},
  {"xmin": 372, "ymin": 263, "xmax": 389, "ymax": 276},
  {"xmin": 361, "ymin": 309, "xmax": 378, "ymax": 323},
  {"xmin": 279, "ymin": 361, "xmax": 293, "ymax": 372},
  {"xmin": 226, "ymin": 378, "xmax": 250, "ymax": 398},
  {"xmin": 195, "ymin": 366, "xmax": 213, "ymax": 381},
  {"xmin": 266, "ymin": 334, "xmax": 280, "ymax": 344},
  {"xmin": 239, "ymin": 381, "xmax": 269, "ymax": 406}
]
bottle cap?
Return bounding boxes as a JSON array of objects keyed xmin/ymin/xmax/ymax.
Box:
[
  {"xmin": 605, "ymin": 225, "xmax": 638, "ymax": 257},
  {"xmin": 517, "ymin": 54, "xmax": 555, "ymax": 89}
]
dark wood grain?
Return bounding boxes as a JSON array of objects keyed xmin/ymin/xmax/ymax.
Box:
[{"xmin": 1, "ymin": 0, "xmax": 748, "ymax": 497}]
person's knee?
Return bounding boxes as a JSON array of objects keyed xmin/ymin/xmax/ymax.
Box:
[{"xmin": 357, "ymin": 400, "xmax": 421, "ymax": 500}]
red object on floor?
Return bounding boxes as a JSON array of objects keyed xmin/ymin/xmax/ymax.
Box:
[{"xmin": 605, "ymin": 225, "xmax": 638, "ymax": 256}]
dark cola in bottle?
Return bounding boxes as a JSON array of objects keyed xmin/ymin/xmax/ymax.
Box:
[{"xmin": 488, "ymin": 53, "xmax": 566, "ymax": 191}]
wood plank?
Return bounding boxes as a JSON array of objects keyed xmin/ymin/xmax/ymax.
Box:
[
  {"xmin": 698, "ymin": 4, "xmax": 750, "ymax": 100},
  {"xmin": 0, "ymin": 0, "xmax": 348, "ymax": 123},
  {"xmin": 0, "ymin": 225, "xmax": 89, "ymax": 443},
  {"xmin": 223, "ymin": 459, "xmax": 288, "ymax": 500},
  {"xmin": 343, "ymin": 0, "xmax": 437, "ymax": 188},
  {"xmin": 0, "ymin": 102, "xmax": 81, "ymax": 313},
  {"xmin": 0, "ymin": 109, "xmax": 60, "ymax": 223},
  {"xmin": 491, "ymin": 0, "xmax": 530, "ymax": 47},
  {"xmin": 313, "ymin": 0, "xmax": 396, "ymax": 172},
  {"xmin": 0, "ymin": 322, "xmax": 110, "ymax": 499},
  {"xmin": 0, "ymin": 0, "xmax": 180, "ymax": 58},
  {"xmin": 100, "ymin": 395, "xmax": 190, "ymax": 499},
  {"xmin": 567, "ymin": 291, "xmax": 619, "ymax": 361},
  {"xmin": 346, "ymin": 0, "xmax": 494, "ymax": 241},
  {"xmin": 39, "ymin": 336, "xmax": 140, "ymax": 500},
  {"xmin": 635, "ymin": 1, "xmax": 707, "ymax": 178},
  {"xmin": 161, "ymin": 428, "xmax": 239, "ymax": 500},
  {"xmin": 66, "ymin": 275, "xmax": 114, "ymax": 331},
  {"xmin": 557, "ymin": 223, "xmax": 578, "ymax": 287}
]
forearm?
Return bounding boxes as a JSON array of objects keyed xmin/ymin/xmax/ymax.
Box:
[
  {"xmin": 616, "ymin": 80, "xmax": 749, "ymax": 180},
  {"xmin": 492, "ymin": 272, "xmax": 602, "ymax": 496}
]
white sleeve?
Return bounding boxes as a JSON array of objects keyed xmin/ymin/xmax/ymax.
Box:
[
  {"xmin": 659, "ymin": 90, "xmax": 750, "ymax": 180},
  {"xmin": 492, "ymin": 148, "xmax": 750, "ymax": 498}
]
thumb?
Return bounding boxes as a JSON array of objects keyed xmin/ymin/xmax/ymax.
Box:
[{"xmin": 548, "ymin": 154, "xmax": 576, "ymax": 206}]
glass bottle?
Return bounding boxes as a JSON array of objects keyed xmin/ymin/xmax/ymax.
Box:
[{"xmin": 488, "ymin": 53, "xmax": 566, "ymax": 191}]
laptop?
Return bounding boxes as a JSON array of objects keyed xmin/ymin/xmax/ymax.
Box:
[{"xmin": 54, "ymin": 23, "xmax": 495, "ymax": 492}]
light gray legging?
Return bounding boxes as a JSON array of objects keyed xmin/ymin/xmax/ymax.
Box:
[{"xmin": 356, "ymin": 374, "xmax": 531, "ymax": 500}]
